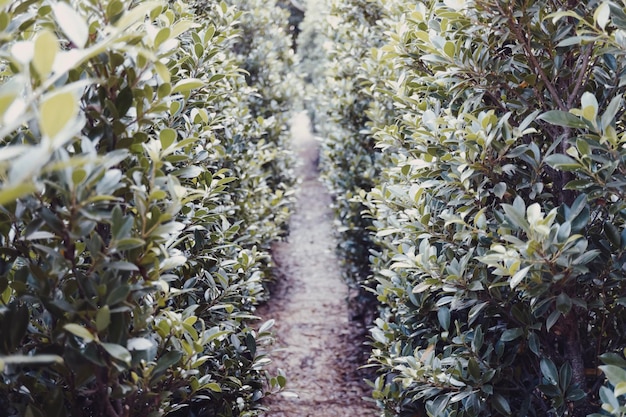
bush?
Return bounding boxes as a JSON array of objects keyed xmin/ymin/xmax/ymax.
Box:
[
  {"xmin": 360, "ymin": 1, "xmax": 626, "ymax": 416},
  {"xmin": 0, "ymin": 0, "xmax": 299, "ymax": 415}
]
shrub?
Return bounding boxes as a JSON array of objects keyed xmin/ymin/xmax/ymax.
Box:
[
  {"xmin": 361, "ymin": 1, "xmax": 626, "ymax": 416},
  {"xmin": 0, "ymin": 0, "xmax": 298, "ymax": 415}
]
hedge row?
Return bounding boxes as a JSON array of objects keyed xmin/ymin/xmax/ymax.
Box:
[
  {"xmin": 0, "ymin": 0, "xmax": 299, "ymax": 416},
  {"xmin": 306, "ymin": 1, "xmax": 626, "ymax": 416}
]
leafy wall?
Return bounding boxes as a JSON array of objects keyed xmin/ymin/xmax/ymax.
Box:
[
  {"xmin": 0, "ymin": 0, "xmax": 300, "ymax": 416},
  {"xmin": 306, "ymin": 0, "xmax": 626, "ymax": 416}
]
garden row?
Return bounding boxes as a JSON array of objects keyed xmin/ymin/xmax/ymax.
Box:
[
  {"xmin": 302, "ymin": 0, "xmax": 626, "ymax": 416},
  {"xmin": 0, "ymin": 0, "xmax": 300, "ymax": 416}
]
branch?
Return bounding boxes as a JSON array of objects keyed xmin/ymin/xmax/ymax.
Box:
[
  {"xmin": 567, "ymin": 44, "xmax": 594, "ymax": 109},
  {"xmin": 500, "ymin": 3, "xmax": 567, "ymax": 111}
]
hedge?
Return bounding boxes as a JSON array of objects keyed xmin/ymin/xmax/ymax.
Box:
[
  {"xmin": 306, "ymin": 0, "xmax": 626, "ymax": 416},
  {"xmin": 0, "ymin": 0, "xmax": 299, "ymax": 416}
]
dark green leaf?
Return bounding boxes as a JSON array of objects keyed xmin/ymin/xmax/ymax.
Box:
[{"xmin": 538, "ymin": 110, "xmax": 589, "ymax": 129}]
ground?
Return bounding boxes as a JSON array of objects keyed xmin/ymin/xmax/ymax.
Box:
[{"xmin": 256, "ymin": 113, "xmax": 379, "ymax": 417}]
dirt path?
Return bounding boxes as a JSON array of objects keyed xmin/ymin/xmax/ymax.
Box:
[{"xmin": 257, "ymin": 113, "xmax": 378, "ymax": 417}]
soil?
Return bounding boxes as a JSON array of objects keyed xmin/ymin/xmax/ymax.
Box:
[{"xmin": 256, "ymin": 113, "xmax": 379, "ymax": 417}]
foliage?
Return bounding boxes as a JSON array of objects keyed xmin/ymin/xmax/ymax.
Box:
[
  {"xmin": 298, "ymin": 0, "xmax": 393, "ymax": 315},
  {"xmin": 0, "ymin": 0, "xmax": 299, "ymax": 416},
  {"xmin": 302, "ymin": 0, "xmax": 626, "ymax": 416},
  {"xmin": 356, "ymin": 0, "xmax": 626, "ymax": 416}
]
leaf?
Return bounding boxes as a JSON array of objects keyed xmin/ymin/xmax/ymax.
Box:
[
  {"xmin": 33, "ymin": 30, "xmax": 59, "ymax": 78},
  {"xmin": 0, "ymin": 183, "xmax": 37, "ymax": 205},
  {"xmin": 96, "ymin": 306, "xmax": 111, "ymax": 332},
  {"xmin": 600, "ymin": 365, "xmax": 626, "ymax": 387},
  {"xmin": 127, "ymin": 338, "xmax": 155, "ymax": 351},
  {"xmin": 595, "ymin": 2, "xmax": 611, "ymax": 30},
  {"xmin": 546, "ymin": 310, "xmax": 560, "ymax": 332},
  {"xmin": 544, "ymin": 153, "xmax": 581, "ymax": 171},
  {"xmin": 602, "ymin": 95, "xmax": 622, "ymax": 130},
  {"xmin": 438, "ymin": 306, "xmax": 450, "ymax": 331},
  {"xmin": 101, "ymin": 342, "xmax": 131, "ymax": 365},
  {"xmin": 510, "ymin": 266, "xmax": 530, "ymax": 289},
  {"xmin": 538, "ymin": 111, "xmax": 588, "ymax": 129},
  {"xmin": 492, "ymin": 393, "xmax": 512, "ymax": 416},
  {"xmin": 541, "ymin": 357, "xmax": 559, "ymax": 385},
  {"xmin": 159, "ymin": 128, "xmax": 177, "ymax": 148},
  {"xmin": 64, "ymin": 323, "xmax": 96, "ymax": 342},
  {"xmin": 0, "ymin": 354, "xmax": 63, "ymax": 366},
  {"xmin": 39, "ymin": 91, "xmax": 78, "ymax": 139},
  {"xmin": 151, "ymin": 350, "xmax": 183, "ymax": 379},
  {"xmin": 160, "ymin": 255, "xmax": 187, "ymax": 271},
  {"xmin": 115, "ymin": 1, "xmax": 162, "ymax": 31},
  {"xmin": 556, "ymin": 293, "xmax": 572, "ymax": 315},
  {"xmin": 172, "ymin": 78, "xmax": 205, "ymax": 93},
  {"xmin": 581, "ymin": 92, "xmax": 599, "ymax": 122},
  {"xmin": 500, "ymin": 328, "xmax": 523, "ymax": 342},
  {"xmin": 106, "ymin": 285, "xmax": 131, "ymax": 306},
  {"xmin": 443, "ymin": 41, "xmax": 455, "ymax": 57},
  {"xmin": 207, "ymin": 382, "xmax": 222, "ymax": 392},
  {"xmin": 51, "ymin": 2, "xmax": 88, "ymax": 48}
]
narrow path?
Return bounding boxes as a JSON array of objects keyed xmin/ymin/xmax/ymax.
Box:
[{"xmin": 257, "ymin": 113, "xmax": 378, "ymax": 417}]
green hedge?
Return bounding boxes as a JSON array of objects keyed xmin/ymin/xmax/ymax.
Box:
[
  {"xmin": 307, "ymin": 0, "xmax": 626, "ymax": 416},
  {"xmin": 0, "ymin": 0, "xmax": 299, "ymax": 416}
]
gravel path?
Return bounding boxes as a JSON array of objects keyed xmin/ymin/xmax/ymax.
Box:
[{"xmin": 257, "ymin": 113, "xmax": 378, "ymax": 417}]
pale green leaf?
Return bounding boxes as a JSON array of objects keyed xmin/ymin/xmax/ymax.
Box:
[
  {"xmin": 96, "ymin": 306, "xmax": 111, "ymax": 332},
  {"xmin": 33, "ymin": 30, "xmax": 59, "ymax": 78},
  {"xmin": 39, "ymin": 91, "xmax": 78, "ymax": 139},
  {"xmin": 172, "ymin": 78, "xmax": 205, "ymax": 93},
  {"xmin": 595, "ymin": 2, "xmax": 611, "ymax": 30},
  {"xmin": 64, "ymin": 323, "xmax": 96, "ymax": 342},
  {"xmin": 538, "ymin": 110, "xmax": 588, "ymax": 129},
  {"xmin": 510, "ymin": 266, "xmax": 530, "ymax": 289},
  {"xmin": 52, "ymin": 2, "xmax": 88, "ymax": 48},
  {"xmin": 101, "ymin": 342, "xmax": 131, "ymax": 365},
  {"xmin": 0, "ymin": 183, "xmax": 37, "ymax": 205},
  {"xmin": 115, "ymin": 1, "xmax": 163, "ymax": 30},
  {"xmin": 600, "ymin": 365, "xmax": 626, "ymax": 387}
]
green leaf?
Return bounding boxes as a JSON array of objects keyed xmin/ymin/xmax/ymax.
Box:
[
  {"xmin": 160, "ymin": 128, "xmax": 177, "ymax": 148},
  {"xmin": 39, "ymin": 91, "xmax": 78, "ymax": 139},
  {"xmin": 538, "ymin": 111, "xmax": 588, "ymax": 129},
  {"xmin": 115, "ymin": 1, "xmax": 162, "ymax": 31},
  {"xmin": 581, "ymin": 92, "xmax": 599, "ymax": 122},
  {"xmin": 602, "ymin": 95, "xmax": 622, "ymax": 130},
  {"xmin": 207, "ymin": 382, "xmax": 222, "ymax": 392},
  {"xmin": 0, "ymin": 183, "xmax": 37, "ymax": 205},
  {"xmin": 33, "ymin": 30, "xmax": 58, "ymax": 78},
  {"xmin": 595, "ymin": 2, "xmax": 611, "ymax": 30},
  {"xmin": 106, "ymin": 285, "xmax": 131, "ymax": 306},
  {"xmin": 560, "ymin": 362, "xmax": 572, "ymax": 389},
  {"xmin": 151, "ymin": 350, "xmax": 183, "ymax": 379},
  {"xmin": 500, "ymin": 328, "xmax": 523, "ymax": 342},
  {"xmin": 438, "ymin": 306, "xmax": 450, "ymax": 331},
  {"xmin": 544, "ymin": 154, "xmax": 581, "ymax": 171},
  {"xmin": 0, "ymin": 354, "xmax": 63, "ymax": 366},
  {"xmin": 510, "ymin": 266, "xmax": 530, "ymax": 289},
  {"xmin": 101, "ymin": 342, "xmax": 131, "ymax": 365},
  {"xmin": 172, "ymin": 78, "xmax": 205, "ymax": 93},
  {"xmin": 605, "ymin": 222, "xmax": 620, "ymax": 247},
  {"xmin": 600, "ymin": 365, "xmax": 626, "ymax": 387},
  {"xmin": 547, "ymin": 310, "xmax": 560, "ymax": 332},
  {"xmin": 96, "ymin": 306, "xmax": 111, "ymax": 332},
  {"xmin": 492, "ymin": 394, "xmax": 512, "ymax": 416},
  {"xmin": 64, "ymin": 323, "xmax": 96, "ymax": 342},
  {"xmin": 556, "ymin": 293, "xmax": 572, "ymax": 315},
  {"xmin": 541, "ymin": 358, "xmax": 559, "ymax": 385}
]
